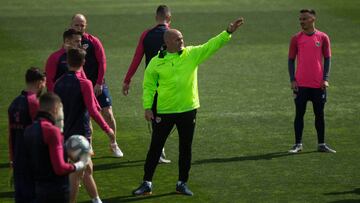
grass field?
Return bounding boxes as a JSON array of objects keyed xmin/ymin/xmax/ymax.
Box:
[{"xmin": 1, "ymin": 0, "xmax": 360, "ymax": 202}]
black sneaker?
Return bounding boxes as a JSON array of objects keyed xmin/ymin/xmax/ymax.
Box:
[
  {"xmin": 132, "ymin": 182, "xmax": 152, "ymax": 196},
  {"xmin": 176, "ymin": 182, "xmax": 193, "ymax": 196},
  {"xmin": 318, "ymin": 144, "xmax": 336, "ymax": 153}
]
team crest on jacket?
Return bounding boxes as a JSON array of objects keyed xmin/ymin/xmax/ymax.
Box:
[
  {"xmin": 155, "ymin": 117, "xmax": 161, "ymax": 123},
  {"xmin": 315, "ymin": 41, "xmax": 321, "ymax": 47},
  {"xmin": 82, "ymin": 44, "xmax": 89, "ymax": 50}
]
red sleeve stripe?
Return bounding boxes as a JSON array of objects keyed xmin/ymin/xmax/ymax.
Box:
[
  {"xmin": 123, "ymin": 29, "xmax": 149, "ymax": 84},
  {"xmin": 77, "ymin": 72, "xmax": 111, "ymax": 133},
  {"xmin": 45, "ymin": 48, "xmax": 65, "ymax": 92}
]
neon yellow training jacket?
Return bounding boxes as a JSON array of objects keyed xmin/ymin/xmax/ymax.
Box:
[{"xmin": 143, "ymin": 31, "xmax": 232, "ymax": 114}]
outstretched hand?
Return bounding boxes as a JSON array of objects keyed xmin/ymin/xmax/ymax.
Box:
[{"xmin": 227, "ymin": 17, "xmax": 244, "ymax": 33}]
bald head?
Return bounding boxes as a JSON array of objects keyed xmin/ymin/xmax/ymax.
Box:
[
  {"xmin": 164, "ymin": 29, "xmax": 180, "ymax": 42},
  {"xmin": 164, "ymin": 29, "xmax": 184, "ymax": 53},
  {"xmin": 71, "ymin": 14, "xmax": 87, "ymax": 33},
  {"xmin": 72, "ymin": 14, "xmax": 86, "ymax": 22}
]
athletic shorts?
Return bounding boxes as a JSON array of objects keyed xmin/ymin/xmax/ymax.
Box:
[
  {"xmin": 294, "ymin": 87, "xmax": 327, "ymax": 103},
  {"xmin": 96, "ymin": 83, "xmax": 112, "ymax": 108}
]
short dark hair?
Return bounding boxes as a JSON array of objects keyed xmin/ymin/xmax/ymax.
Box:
[
  {"xmin": 25, "ymin": 67, "xmax": 45, "ymax": 84},
  {"xmin": 67, "ymin": 48, "xmax": 86, "ymax": 68},
  {"xmin": 300, "ymin": 9, "xmax": 316, "ymax": 16},
  {"xmin": 39, "ymin": 92, "xmax": 62, "ymax": 112},
  {"xmin": 156, "ymin": 5, "xmax": 170, "ymax": 18},
  {"xmin": 63, "ymin": 29, "xmax": 82, "ymax": 42}
]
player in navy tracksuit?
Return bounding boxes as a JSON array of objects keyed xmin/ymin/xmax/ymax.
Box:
[
  {"xmin": 70, "ymin": 14, "xmax": 123, "ymax": 158},
  {"xmin": 54, "ymin": 48, "xmax": 114, "ymax": 203},
  {"xmin": 24, "ymin": 92, "xmax": 87, "ymax": 203},
  {"xmin": 122, "ymin": 5, "xmax": 172, "ymax": 163},
  {"xmin": 8, "ymin": 67, "xmax": 45, "ymax": 203}
]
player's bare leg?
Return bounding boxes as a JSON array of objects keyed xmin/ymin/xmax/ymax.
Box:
[
  {"xmin": 69, "ymin": 170, "xmax": 84, "ymax": 203},
  {"xmin": 101, "ymin": 106, "xmax": 123, "ymax": 157},
  {"xmin": 82, "ymin": 159, "xmax": 102, "ymax": 203},
  {"xmin": 101, "ymin": 106, "xmax": 116, "ymax": 143}
]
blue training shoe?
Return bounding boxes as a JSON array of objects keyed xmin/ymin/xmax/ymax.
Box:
[
  {"xmin": 176, "ymin": 182, "xmax": 193, "ymax": 196},
  {"xmin": 132, "ymin": 181, "xmax": 152, "ymax": 196},
  {"xmin": 318, "ymin": 144, "xmax": 336, "ymax": 153}
]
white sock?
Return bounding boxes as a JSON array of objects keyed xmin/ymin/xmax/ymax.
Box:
[
  {"xmin": 318, "ymin": 143, "xmax": 325, "ymax": 146},
  {"xmin": 92, "ymin": 196, "xmax": 102, "ymax": 203}
]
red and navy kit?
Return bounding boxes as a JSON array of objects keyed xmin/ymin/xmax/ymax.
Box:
[
  {"xmin": 123, "ymin": 24, "xmax": 169, "ymax": 85},
  {"xmin": 45, "ymin": 48, "xmax": 87, "ymax": 92},
  {"xmin": 8, "ymin": 91, "xmax": 38, "ymax": 170},
  {"xmin": 24, "ymin": 111, "xmax": 75, "ymax": 203},
  {"xmin": 81, "ymin": 32, "xmax": 112, "ymax": 108},
  {"xmin": 45, "ymin": 48, "xmax": 68, "ymax": 92},
  {"xmin": 8, "ymin": 90, "xmax": 39, "ymax": 202},
  {"xmin": 54, "ymin": 71, "xmax": 111, "ymax": 141},
  {"xmin": 81, "ymin": 33, "xmax": 106, "ymax": 86},
  {"xmin": 8, "ymin": 91, "xmax": 38, "ymax": 202}
]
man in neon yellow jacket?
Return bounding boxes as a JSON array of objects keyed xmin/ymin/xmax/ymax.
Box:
[{"xmin": 133, "ymin": 17, "xmax": 244, "ymax": 196}]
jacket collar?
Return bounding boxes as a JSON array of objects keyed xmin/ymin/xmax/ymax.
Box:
[{"xmin": 35, "ymin": 111, "xmax": 55, "ymax": 125}]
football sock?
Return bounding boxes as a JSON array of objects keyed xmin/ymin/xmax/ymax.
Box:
[{"xmin": 91, "ymin": 196, "xmax": 102, "ymax": 203}]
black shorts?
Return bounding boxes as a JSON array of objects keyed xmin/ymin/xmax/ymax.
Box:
[
  {"xmin": 294, "ymin": 87, "xmax": 327, "ymax": 104},
  {"xmin": 96, "ymin": 83, "xmax": 112, "ymax": 108}
]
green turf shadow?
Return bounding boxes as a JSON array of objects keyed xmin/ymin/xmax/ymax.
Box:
[
  {"xmin": 325, "ymin": 188, "xmax": 360, "ymax": 196},
  {"xmin": 327, "ymin": 200, "xmax": 360, "ymax": 203},
  {"xmin": 93, "ymin": 159, "xmax": 145, "ymax": 171},
  {"xmin": 0, "ymin": 191, "xmax": 14, "ymax": 199},
  {"xmin": 80, "ymin": 192, "xmax": 177, "ymax": 203},
  {"xmin": 0, "ymin": 163, "xmax": 9, "ymax": 169},
  {"xmin": 192, "ymin": 151, "xmax": 317, "ymax": 165}
]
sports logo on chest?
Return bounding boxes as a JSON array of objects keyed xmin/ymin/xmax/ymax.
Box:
[
  {"xmin": 315, "ymin": 41, "xmax": 321, "ymax": 47},
  {"xmin": 82, "ymin": 43, "xmax": 89, "ymax": 50}
]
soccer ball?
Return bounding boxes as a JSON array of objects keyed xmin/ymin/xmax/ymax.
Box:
[{"xmin": 65, "ymin": 135, "xmax": 90, "ymax": 162}]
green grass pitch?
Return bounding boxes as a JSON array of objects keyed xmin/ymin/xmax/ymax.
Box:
[{"xmin": 0, "ymin": 0, "xmax": 359, "ymax": 202}]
